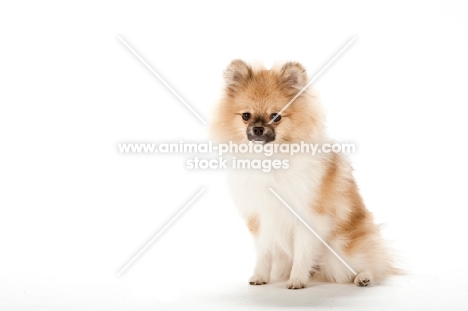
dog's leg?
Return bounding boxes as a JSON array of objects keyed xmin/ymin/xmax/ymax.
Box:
[
  {"xmin": 249, "ymin": 242, "xmax": 272, "ymax": 285},
  {"xmin": 271, "ymin": 253, "xmax": 292, "ymax": 281},
  {"xmin": 286, "ymin": 227, "xmax": 322, "ymax": 289}
]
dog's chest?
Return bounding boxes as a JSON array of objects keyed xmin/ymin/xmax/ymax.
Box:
[{"xmin": 227, "ymin": 156, "xmax": 325, "ymax": 248}]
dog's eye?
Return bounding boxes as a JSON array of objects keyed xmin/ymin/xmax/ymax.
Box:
[
  {"xmin": 270, "ymin": 113, "xmax": 281, "ymax": 123},
  {"xmin": 242, "ymin": 112, "xmax": 251, "ymax": 121}
]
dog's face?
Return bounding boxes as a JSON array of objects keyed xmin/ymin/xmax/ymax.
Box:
[
  {"xmin": 244, "ymin": 111, "xmax": 278, "ymax": 144},
  {"xmin": 211, "ymin": 60, "xmax": 324, "ymax": 144}
]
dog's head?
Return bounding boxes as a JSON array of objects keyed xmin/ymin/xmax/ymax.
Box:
[{"xmin": 211, "ymin": 60, "xmax": 325, "ymax": 144}]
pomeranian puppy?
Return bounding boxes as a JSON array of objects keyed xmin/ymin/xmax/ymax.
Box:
[{"xmin": 210, "ymin": 60, "xmax": 394, "ymax": 289}]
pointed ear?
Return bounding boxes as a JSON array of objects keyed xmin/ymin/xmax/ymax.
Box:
[
  {"xmin": 224, "ymin": 59, "xmax": 252, "ymax": 91},
  {"xmin": 279, "ymin": 62, "xmax": 308, "ymax": 90}
]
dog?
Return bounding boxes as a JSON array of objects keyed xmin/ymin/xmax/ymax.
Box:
[{"xmin": 210, "ymin": 60, "xmax": 395, "ymax": 289}]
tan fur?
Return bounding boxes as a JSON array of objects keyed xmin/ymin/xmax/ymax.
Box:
[
  {"xmin": 314, "ymin": 153, "xmax": 340, "ymax": 216},
  {"xmin": 246, "ymin": 215, "xmax": 260, "ymax": 236},
  {"xmin": 314, "ymin": 154, "xmax": 373, "ymax": 255},
  {"xmin": 312, "ymin": 149, "xmax": 394, "ymax": 283}
]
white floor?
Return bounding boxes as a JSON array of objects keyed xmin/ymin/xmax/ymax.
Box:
[{"xmin": 2, "ymin": 273, "xmax": 467, "ymax": 310}]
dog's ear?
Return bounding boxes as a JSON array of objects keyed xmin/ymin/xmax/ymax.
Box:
[
  {"xmin": 224, "ymin": 60, "xmax": 252, "ymax": 91},
  {"xmin": 279, "ymin": 62, "xmax": 308, "ymax": 90}
]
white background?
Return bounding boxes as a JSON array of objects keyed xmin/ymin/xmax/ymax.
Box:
[{"xmin": 1, "ymin": 1, "xmax": 468, "ymax": 310}]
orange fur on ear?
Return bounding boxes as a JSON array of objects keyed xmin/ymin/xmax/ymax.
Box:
[
  {"xmin": 279, "ymin": 62, "xmax": 308, "ymax": 91},
  {"xmin": 224, "ymin": 59, "xmax": 252, "ymax": 93}
]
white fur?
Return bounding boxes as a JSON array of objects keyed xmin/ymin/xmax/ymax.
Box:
[{"xmin": 229, "ymin": 153, "xmax": 340, "ymax": 287}]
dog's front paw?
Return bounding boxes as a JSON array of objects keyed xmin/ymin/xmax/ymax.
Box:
[
  {"xmin": 249, "ymin": 275, "xmax": 269, "ymax": 285},
  {"xmin": 286, "ymin": 278, "xmax": 307, "ymax": 289}
]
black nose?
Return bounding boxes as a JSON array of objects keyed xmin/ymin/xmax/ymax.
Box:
[{"xmin": 253, "ymin": 127, "xmax": 264, "ymax": 136}]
